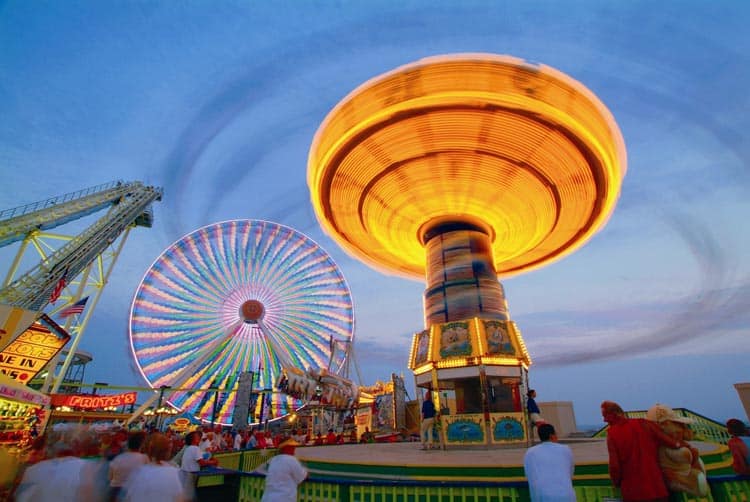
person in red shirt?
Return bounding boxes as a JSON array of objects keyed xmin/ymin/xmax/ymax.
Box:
[
  {"xmin": 325, "ymin": 429, "xmax": 337, "ymax": 445},
  {"xmin": 602, "ymin": 400, "xmax": 684, "ymax": 502},
  {"xmin": 726, "ymin": 418, "xmax": 750, "ymax": 475},
  {"xmin": 272, "ymin": 432, "xmax": 283, "ymax": 448},
  {"xmin": 254, "ymin": 430, "xmax": 268, "ymax": 449}
]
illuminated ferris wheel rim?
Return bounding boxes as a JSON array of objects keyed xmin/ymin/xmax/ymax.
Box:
[
  {"xmin": 128, "ymin": 218, "xmax": 356, "ymax": 333},
  {"xmin": 127, "ymin": 219, "xmax": 355, "ymax": 424},
  {"xmin": 308, "ymin": 53, "xmax": 627, "ymax": 280}
]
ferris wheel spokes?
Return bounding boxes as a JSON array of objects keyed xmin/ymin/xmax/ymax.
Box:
[
  {"xmin": 129, "ymin": 220, "xmax": 355, "ymax": 425},
  {"xmin": 127, "ymin": 319, "xmax": 242, "ymax": 425}
]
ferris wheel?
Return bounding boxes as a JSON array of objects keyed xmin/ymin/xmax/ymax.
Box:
[{"xmin": 128, "ymin": 220, "xmax": 355, "ymax": 425}]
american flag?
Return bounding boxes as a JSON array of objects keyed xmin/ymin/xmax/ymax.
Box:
[{"xmin": 59, "ymin": 296, "xmax": 89, "ymax": 318}]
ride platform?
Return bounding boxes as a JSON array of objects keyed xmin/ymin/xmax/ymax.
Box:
[{"xmin": 296, "ymin": 439, "xmax": 728, "ymax": 482}]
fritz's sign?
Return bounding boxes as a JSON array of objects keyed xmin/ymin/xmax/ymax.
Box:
[{"xmin": 51, "ymin": 392, "xmax": 137, "ymax": 409}]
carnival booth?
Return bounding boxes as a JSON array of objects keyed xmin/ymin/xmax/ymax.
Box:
[
  {"xmin": 409, "ymin": 318, "xmax": 531, "ymax": 448},
  {"xmin": 0, "ymin": 373, "xmax": 50, "ymax": 445},
  {"xmin": 356, "ymin": 375, "xmax": 408, "ymax": 441}
]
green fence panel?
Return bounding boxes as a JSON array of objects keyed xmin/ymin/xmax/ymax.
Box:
[
  {"xmin": 345, "ymin": 484, "xmax": 527, "ymax": 502},
  {"xmin": 236, "ymin": 448, "xmax": 278, "ymax": 471},
  {"xmin": 574, "ymin": 485, "xmax": 621, "ymax": 501},
  {"xmin": 669, "ymin": 489, "xmax": 714, "ymax": 502},
  {"xmin": 215, "ymin": 451, "xmax": 241, "ymax": 470},
  {"xmin": 236, "ymin": 470, "xmax": 750, "ymax": 502},
  {"xmin": 237, "ymin": 474, "xmax": 265, "ymax": 502},
  {"xmin": 300, "ymin": 480, "xmax": 341, "ymax": 502},
  {"xmin": 710, "ymin": 479, "xmax": 750, "ymax": 502}
]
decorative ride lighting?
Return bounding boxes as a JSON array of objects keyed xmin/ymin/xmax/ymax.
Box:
[
  {"xmin": 308, "ymin": 53, "xmax": 626, "ymax": 281},
  {"xmin": 308, "ymin": 54, "xmax": 626, "ymax": 446}
]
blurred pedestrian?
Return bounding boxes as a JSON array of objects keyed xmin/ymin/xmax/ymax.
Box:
[
  {"xmin": 325, "ymin": 428, "xmax": 336, "ymax": 445},
  {"xmin": 247, "ymin": 429, "xmax": 259, "ymax": 449},
  {"xmin": 15, "ymin": 441, "xmax": 95, "ymax": 502},
  {"xmin": 256, "ymin": 429, "xmax": 268, "ymax": 449},
  {"xmin": 109, "ymin": 432, "xmax": 148, "ymax": 501},
  {"xmin": 123, "ymin": 433, "xmax": 183, "ymax": 502}
]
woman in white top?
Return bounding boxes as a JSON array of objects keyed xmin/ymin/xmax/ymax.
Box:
[
  {"xmin": 123, "ymin": 433, "xmax": 184, "ymax": 502},
  {"xmin": 109, "ymin": 432, "xmax": 148, "ymax": 501}
]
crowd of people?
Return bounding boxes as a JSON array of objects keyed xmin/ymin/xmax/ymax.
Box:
[
  {"xmin": 521, "ymin": 398, "xmax": 750, "ymax": 502},
  {"xmin": 1, "ymin": 398, "xmax": 748, "ymax": 501},
  {"xmin": 0, "ymin": 422, "xmax": 315, "ymax": 501},
  {"xmin": 417, "ymin": 388, "xmax": 750, "ymax": 502},
  {"xmin": 0, "ymin": 419, "xmax": 380, "ymax": 501},
  {"xmin": 289, "ymin": 426, "xmax": 382, "ymax": 446}
]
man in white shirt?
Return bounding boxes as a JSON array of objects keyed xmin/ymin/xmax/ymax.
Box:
[
  {"xmin": 260, "ymin": 438, "xmax": 307, "ymax": 501},
  {"xmin": 181, "ymin": 431, "xmax": 218, "ymax": 501},
  {"xmin": 15, "ymin": 443, "xmax": 95, "ymax": 502},
  {"xmin": 123, "ymin": 433, "xmax": 183, "ymax": 502},
  {"xmin": 523, "ymin": 423, "xmax": 576, "ymax": 501},
  {"xmin": 109, "ymin": 432, "xmax": 148, "ymax": 501},
  {"xmin": 198, "ymin": 431, "xmax": 213, "ymax": 452},
  {"xmin": 210, "ymin": 427, "xmax": 226, "ymax": 451}
]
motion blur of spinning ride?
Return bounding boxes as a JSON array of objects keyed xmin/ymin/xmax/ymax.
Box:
[
  {"xmin": 308, "ymin": 54, "xmax": 627, "ymax": 446},
  {"xmin": 128, "ymin": 220, "xmax": 355, "ymax": 425}
]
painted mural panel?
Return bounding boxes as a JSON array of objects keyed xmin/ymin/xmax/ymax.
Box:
[
  {"xmin": 444, "ymin": 413, "xmax": 485, "ymax": 444},
  {"xmin": 439, "ymin": 321, "xmax": 471, "ymax": 358},
  {"xmin": 491, "ymin": 413, "xmax": 527, "ymax": 443},
  {"xmin": 484, "ymin": 320, "xmax": 516, "ymax": 356},
  {"xmin": 413, "ymin": 329, "xmax": 430, "ymax": 366}
]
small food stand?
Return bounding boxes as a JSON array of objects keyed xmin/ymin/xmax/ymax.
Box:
[{"xmin": 0, "ymin": 373, "xmax": 50, "ymax": 445}]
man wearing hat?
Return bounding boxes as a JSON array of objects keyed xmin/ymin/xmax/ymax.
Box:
[
  {"xmin": 646, "ymin": 403, "xmax": 707, "ymax": 497},
  {"xmin": 601, "ymin": 400, "xmax": 686, "ymax": 502},
  {"xmin": 260, "ymin": 438, "xmax": 307, "ymax": 501}
]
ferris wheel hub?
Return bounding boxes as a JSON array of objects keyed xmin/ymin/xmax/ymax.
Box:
[{"xmin": 240, "ymin": 299, "xmax": 265, "ymax": 323}]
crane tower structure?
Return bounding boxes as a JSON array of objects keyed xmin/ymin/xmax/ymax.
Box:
[{"xmin": 0, "ymin": 180, "xmax": 162, "ymax": 391}]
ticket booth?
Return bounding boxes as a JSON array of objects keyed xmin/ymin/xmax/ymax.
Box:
[{"xmin": 409, "ymin": 318, "xmax": 531, "ymax": 447}]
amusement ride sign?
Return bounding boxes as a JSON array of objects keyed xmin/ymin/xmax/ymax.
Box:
[
  {"xmin": 0, "ymin": 304, "xmax": 40, "ymax": 352},
  {"xmin": 0, "ymin": 314, "xmax": 70, "ymax": 384}
]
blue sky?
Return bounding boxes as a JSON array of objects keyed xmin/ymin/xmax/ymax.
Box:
[{"xmin": 1, "ymin": 1, "xmax": 749, "ymax": 426}]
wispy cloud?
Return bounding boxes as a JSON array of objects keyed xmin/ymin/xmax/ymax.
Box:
[{"xmin": 521, "ymin": 209, "xmax": 750, "ymax": 366}]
